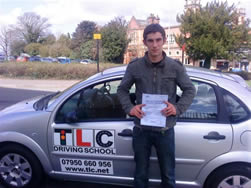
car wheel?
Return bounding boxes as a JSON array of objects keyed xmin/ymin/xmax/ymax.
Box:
[
  {"xmin": 205, "ymin": 164, "xmax": 251, "ymax": 188},
  {"xmin": 0, "ymin": 144, "xmax": 43, "ymax": 188}
]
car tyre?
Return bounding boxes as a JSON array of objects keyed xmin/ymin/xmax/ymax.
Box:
[
  {"xmin": 205, "ymin": 164, "xmax": 251, "ymax": 188},
  {"xmin": 0, "ymin": 144, "xmax": 43, "ymax": 188}
]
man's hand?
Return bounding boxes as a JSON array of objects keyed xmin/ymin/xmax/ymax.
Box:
[
  {"xmin": 161, "ymin": 101, "xmax": 176, "ymax": 116},
  {"xmin": 129, "ymin": 104, "xmax": 146, "ymax": 119}
]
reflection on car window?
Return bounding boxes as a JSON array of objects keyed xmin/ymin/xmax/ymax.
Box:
[
  {"xmin": 55, "ymin": 79, "xmax": 135, "ymax": 123},
  {"xmin": 223, "ymin": 91, "xmax": 249, "ymax": 123},
  {"xmin": 178, "ymin": 81, "xmax": 218, "ymax": 120}
]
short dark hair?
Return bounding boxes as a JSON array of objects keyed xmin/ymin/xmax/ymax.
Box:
[{"xmin": 143, "ymin": 24, "xmax": 166, "ymax": 40}]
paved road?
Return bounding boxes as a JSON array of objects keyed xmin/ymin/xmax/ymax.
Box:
[
  {"xmin": 1, "ymin": 178, "xmax": 127, "ymax": 188},
  {"xmin": 0, "ymin": 87, "xmax": 51, "ymax": 110}
]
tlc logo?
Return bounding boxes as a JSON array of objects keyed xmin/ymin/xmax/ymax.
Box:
[{"xmin": 74, "ymin": 129, "xmax": 115, "ymax": 148}]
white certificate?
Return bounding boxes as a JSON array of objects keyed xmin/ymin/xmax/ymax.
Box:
[{"xmin": 140, "ymin": 93, "xmax": 168, "ymax": 127}]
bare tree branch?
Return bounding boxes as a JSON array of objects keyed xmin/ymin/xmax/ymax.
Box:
[
  {"xmin": 15, "ymin": 12, "xmax": 51, "ymax": 44},
  {"xmin": 0, "ymin": 25, "xmax": 14, "ymax": 60}
]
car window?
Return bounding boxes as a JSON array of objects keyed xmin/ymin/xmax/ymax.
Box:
[
  {"xmin": 55, "ymin": 79, "xmax": 135, "ymax": 123},
  {"xmin": 223, "ymin": 91, "xmax": 249, "ymax": 123},
  {"xmin": 178, "ymin": 81, "xmax": 218, "ymax": 121}
]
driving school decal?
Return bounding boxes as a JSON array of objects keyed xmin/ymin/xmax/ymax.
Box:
[{"xmin": 53, "ymin": 129, "xmax": 116, "ymax": 155}]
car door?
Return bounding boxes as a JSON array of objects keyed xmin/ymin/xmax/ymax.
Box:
[
  {"xmin": 47, "ymin": 78, "xmax": 136, "ymax": 185},
  {"xmin": 174, "ymin": 79, "xmax": 233, "ymax": 183},
  {"xmin": 137, "ymin": 79, "xmax": 232, "ymax": 182}
]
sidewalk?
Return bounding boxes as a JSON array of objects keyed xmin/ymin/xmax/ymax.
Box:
[{"xmin": 0, "ymin": 78, "xmax": 81, "ymax": 92}]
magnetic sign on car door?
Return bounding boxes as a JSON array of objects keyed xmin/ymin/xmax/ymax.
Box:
[{"xmin": 53, "ymin": 129, "xmax": 116, "ymax": 155}]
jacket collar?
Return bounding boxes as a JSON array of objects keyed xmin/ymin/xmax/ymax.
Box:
[{"xmin": 144, "ymin": 51, "xmax": 167, "ymax": 68}]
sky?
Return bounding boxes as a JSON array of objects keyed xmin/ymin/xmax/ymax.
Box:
[{"xmin": 0, "ymin": 0, "xmax": 250, "ymax": 37}]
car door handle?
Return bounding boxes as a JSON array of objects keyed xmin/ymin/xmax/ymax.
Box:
[
  {"xmin": 118, "ymin": 129, "xmax": 133, "ymax": 137},
  {"xmin": 203, "ymin": 131, "xmax": 226, "ymax": 140}
]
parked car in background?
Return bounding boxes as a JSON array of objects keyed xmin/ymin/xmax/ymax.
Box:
[
  {"xmin": 0, "ymin": 66, "xmax": 251, "ymax": 188},
  {"xmin": 29, "ymin": 56, "xmax": 41, "ymax": 62},
  {"xmin": 8, "ymin": 56, "xmax": 15, "ymax": 61},
  {"xmin": 230, "ymin": 67, "xmax": 242, "ymax": 72},
  {"xmin": 71, "ymin": 59, "xmax": 81, "ymax": 63},
  {"xmin": 16, "ymin": 56, "xmax": 29, "ymax": 62},
  {"xmin": 51, "ymin": 57, "xmax": 58, "ymax": 63},
  {"xmin": 40, "ymin": 57, "xmax": 58, "ymax": 63},
  {"xmin": 80, "ymin": 59, "xmax": 96, "ymax": 64},
  {"xmin": 0, "ymin": 53, "xmax": 5, "ymax": 62},
  {"xmin": 17, "ymin": 53, "xmax": 30, "ymax": 62},
  {"xmin": 0, "ymin": 56, "xmax": 5, "ymax": 62},
  {"xmin": 58, "ymin": 57, "xmax": 71, "ymax": 64}
]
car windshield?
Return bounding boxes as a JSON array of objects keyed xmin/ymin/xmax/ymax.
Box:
[{"xmin": 45, "ymin": 80, "xmax": 85, "ymax": 107}]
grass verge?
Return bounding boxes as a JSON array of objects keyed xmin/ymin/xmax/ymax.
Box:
[
  {"xmin": 247, "ymin": 80, "xmax": 251, "ymax": 87},
  {"xmin": 0, "ymin": 61, "xmax": 121, "ymax": 80}
]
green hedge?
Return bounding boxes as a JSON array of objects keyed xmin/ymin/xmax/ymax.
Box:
[
  {"xmin": 247, "ymin": 80, "xmax": 251, "ymax": 87},
  {"xmin": 0, "ymin": 62, "xmax": 120, "ymax": 80},
  {"xmin": 1, "ymin": 62, "xmax": 250, "ymax": 83}
]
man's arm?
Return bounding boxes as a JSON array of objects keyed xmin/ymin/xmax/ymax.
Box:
[
  {"xmin": 175, "ymin": 66, "xmax": 196, "ymax": 115},
  {"xmin": 117, "ymin": 65, "xmax": 136, "ymax": 115}
]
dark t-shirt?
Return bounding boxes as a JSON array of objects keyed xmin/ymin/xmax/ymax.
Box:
[{"xmin": 152, "ymin": 61, "xmax": 161, "ymax": 66}]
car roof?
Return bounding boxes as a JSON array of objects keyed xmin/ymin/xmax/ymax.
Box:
[
  {"xmin": 99, "ymin": 65, "xmax": 251, "ymax": 109},
  {"xmin": 50, "ymin": 64, "xmax": 251, "ymax": 111},
  {"xmin": 99, "ymin": 65, "xmax": 244, "ymax": 86}
]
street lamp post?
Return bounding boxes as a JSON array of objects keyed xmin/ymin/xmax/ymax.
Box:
[{"xmin": 93, "ymin": 33, "xmax": 101, "ymax": 73}]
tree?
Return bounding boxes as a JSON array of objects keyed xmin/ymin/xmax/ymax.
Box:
[
  {"xmin": 0, "ymin": 25, "xmax": 13, "ymax": 60},
  {"xmin": 24, "ymin": 43, "xmax": 42, "ymax": 56},
  {"xmin": 15, "ymin": 12, "xmax": 51, "ymax": 44},
  {"xmin": 101, "ymin": 17, "xmax": 130, "ymax": 63},
  {"xmin": 71, "ymin": 20, "xmax": 97, "ymax": 56},
  {"xmin": 39, "ymin": 33, "xmax": 56, "ymax": 45},
  {"xmin": 57, "ymin": 34, "xmax": 71, "ymax": 48},
  {"xmin": 176, "ymin": 1, "xmax": 250, "ymax": 68},
  {"xmin": 48, "ymin": 34, "xmax": 72, "ymax": 57},
  {"xmin": 39, "ymin": 45, "xmax": 50, "ymax": 57},
  {"xmin": 10, "ymin": 40, "xmax": 26, "ymax": 57},
  {"xmin": 79, "ymin": 40, "xmax": 96, "ymax": 59},
  {"xmin": 49, "ymin": 43, "xmax": 71, "ymax": 57}
]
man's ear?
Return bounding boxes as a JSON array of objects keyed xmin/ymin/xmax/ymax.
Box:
[
  {"xmin": 143, "ymin": 39, "xmax": 146, "ymax": 46},
  {"xmin": 163, "ymin": 37, "xmax": 167, "ymax": 44}
]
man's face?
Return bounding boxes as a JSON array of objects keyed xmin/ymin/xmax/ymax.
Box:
[{"xmin": 143, "ymin": 32, "xmax": 166, "ymax": 58}]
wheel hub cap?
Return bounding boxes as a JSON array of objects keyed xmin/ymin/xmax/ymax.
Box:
[
  {"xmin": 218, "ymin": 175, "xmax": 250, "ymax": 188},
  {"xmin": 0, "ymin": 153, "xmax": 32, "ymax": 187}
]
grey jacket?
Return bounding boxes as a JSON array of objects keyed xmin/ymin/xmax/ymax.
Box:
[{"xmin": 117, "ymin": 52, "xmax": 196, "ymax": 129}]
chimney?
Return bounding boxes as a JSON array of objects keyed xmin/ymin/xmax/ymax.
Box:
[{"xmin": 147, "ymin": 14, "xmax": 160, "ymax": 24}]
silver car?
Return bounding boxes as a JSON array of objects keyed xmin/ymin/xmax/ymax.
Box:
[{"xmin": 0, "ymin": 66, "xmax": 251, "ymax": 188}]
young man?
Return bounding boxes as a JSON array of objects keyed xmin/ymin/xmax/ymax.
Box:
[{"xmin": 117, "ymin": 24, "xmax": 195, "ymax": 188}]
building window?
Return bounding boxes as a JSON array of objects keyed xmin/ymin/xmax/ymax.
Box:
[
  {"xmin": 176, "ymin": 51, "xmax": 180, "ymax": 55},
  {"xmin": 185, "ymin": 58, "xmax": 189, "ymax": 65},
  {"xmin": 166, "ymin": 34, "xmax": 175, "ymax": 44},
  {"xmin": 129, "ymin": 32, "xmax": 137, "ymax": 44}
]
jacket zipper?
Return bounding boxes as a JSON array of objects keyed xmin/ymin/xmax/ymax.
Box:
[{"xmin": 153, "ymin": 67, "xmax": 157, "ymax": 93}]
